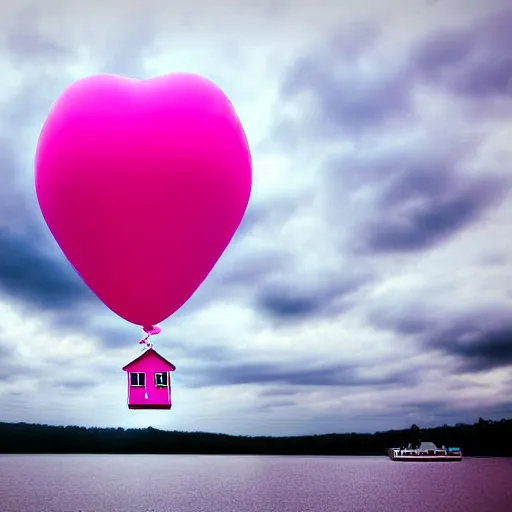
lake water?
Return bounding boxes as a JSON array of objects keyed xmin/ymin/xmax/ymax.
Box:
[{"xmin": 0, "ymin": 455, "xmax": 511, "ymax": 512}]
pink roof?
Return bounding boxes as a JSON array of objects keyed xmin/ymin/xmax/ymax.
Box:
[{"xmin": 122, "ymin": 348, "xmax": 176, "ymax": 371}]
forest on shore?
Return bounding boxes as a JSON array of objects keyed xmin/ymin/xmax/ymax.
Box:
[{"xmin": 0, "ymin": 417, "xmax": 510, "ymax": 456}]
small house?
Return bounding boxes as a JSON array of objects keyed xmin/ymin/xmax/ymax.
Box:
[{"xmin": 122, "ymin": 348, "xmax": 176, "ymax": 410}]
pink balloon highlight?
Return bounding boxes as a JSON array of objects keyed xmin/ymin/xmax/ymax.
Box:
[{"xmin": 35, "ymin": 73, "xmax": 252, "ymax": 327}]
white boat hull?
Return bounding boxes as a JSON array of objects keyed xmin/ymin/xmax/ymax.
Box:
[
  {"xmin": 388, "ymin": 444, "xmax": 462, "ymax": 462},
  {"xmin": 390, "ymin": 454, "xmax": 462, "ymax": 462}
]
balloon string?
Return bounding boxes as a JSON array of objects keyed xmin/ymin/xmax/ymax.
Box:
[
  {"xmin": 138, "ymin": 334, "xmax": 153, "ymax": 349},
  {"xmin": 138, "ymin": 325, "xmax": 161, "ymax": 350}
]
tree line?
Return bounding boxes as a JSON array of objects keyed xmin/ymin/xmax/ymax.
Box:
[{"xmin": 0, "ymin": 417, "xmax": 510, "ymax": 455}]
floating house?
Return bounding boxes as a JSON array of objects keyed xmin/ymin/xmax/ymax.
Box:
[{"xmin": 122, "ymin": 348, "xmax": 176, "ymax": 410}]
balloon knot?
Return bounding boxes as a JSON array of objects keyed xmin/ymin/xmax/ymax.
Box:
[{"xmin": 143, "ymin": 325, "xmax": 161, "ymax": 335}]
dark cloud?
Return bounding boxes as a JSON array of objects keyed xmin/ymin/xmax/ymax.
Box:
[
  {"xmin": 255, "ymin": 272, "xmax": 369, "ymax": 320},
  {"xmin": 369, "ymin": 302, "xmax": 512, "ymax": 373},
  {"xmin": 277, "ymin": 7, "xmax": 512, "ymax": 147},
  {"xmin": 0, "ymin": 134, "xmax": 94, "ymax": 320},
  {"xmin": 324, "ymin": 135, "xmax": 508, "ymax": 254},
  {"xmin": 276, "ymin": 11, "xmax": 510, "ymax": 257},
  {"xmin": 368, "ymin": 303, "xmax": 433, "ymax": 336},
  {"xmin": 410, "ymin": 8, "xmax": 512, "ymax": 100},
  {"xmin": 278, "ymin": 22, "xmax": 412, "ymax": 140},
  {"xmin": 186, "ymin": 360, "xmax": 419, "ymax": 388},
  {"xmin": 234, "ymin": 195, "xmax": 301, "ymax": 240},
  {"xmin": 0, "ymin": 230, "xmax": 93, "ymax": 312},
  {"xmin": 431, "ymin": 322, "xmax": 512, "ymax": 373},
  {"xmin": 360, "ymin": 165, "xmax": 506, "ymax": 253},
  {"xmin": 258, "ymin": 291, "xmax": 327, "ymax": 318}
]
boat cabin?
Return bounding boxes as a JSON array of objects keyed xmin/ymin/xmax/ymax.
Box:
[{"xmin": 122, "ymin": 348, "xmax": 176, "ymax": 410}]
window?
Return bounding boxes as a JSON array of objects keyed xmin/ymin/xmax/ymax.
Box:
[
  {"xmin": 154, "ymin": 372, "xmax": 168, "ymax": 387},
  {"xmin": 130, "ymin": 372, "xmax": 145, "ymax": 386}
]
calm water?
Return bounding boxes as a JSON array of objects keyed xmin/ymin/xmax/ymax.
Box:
[{"xmin": 0, "ymin": 455, "xmax": 511, "ymax": 512}]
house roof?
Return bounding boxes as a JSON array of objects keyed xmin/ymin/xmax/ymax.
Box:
[{"xmin": 122, "ymin": 348, "xmax": 176, "ymax": 371}]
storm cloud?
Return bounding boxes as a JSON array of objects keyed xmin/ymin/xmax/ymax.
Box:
[{"xmin": 410, "ymin": 8, "xmax": 512, "ymax": 100}]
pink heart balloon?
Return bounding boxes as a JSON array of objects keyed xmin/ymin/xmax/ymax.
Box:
[{"xmin": 35, "ymin": 73, "xmax": 252, "ymax": 327}]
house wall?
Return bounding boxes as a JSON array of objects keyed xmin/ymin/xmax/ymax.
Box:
[{"xmin": 126, "ymin": 354, "xmax": 173, "ymax": 407}]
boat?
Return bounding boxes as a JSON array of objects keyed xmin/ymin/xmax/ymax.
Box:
[{"xmin": 388, "ymin": 441, "xmax": 462, "ymax": 462}]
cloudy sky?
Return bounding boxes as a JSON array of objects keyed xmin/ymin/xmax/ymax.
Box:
[{"xmin": 0, "ymin": 0, "xmax": 511, "ymax": 437}]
